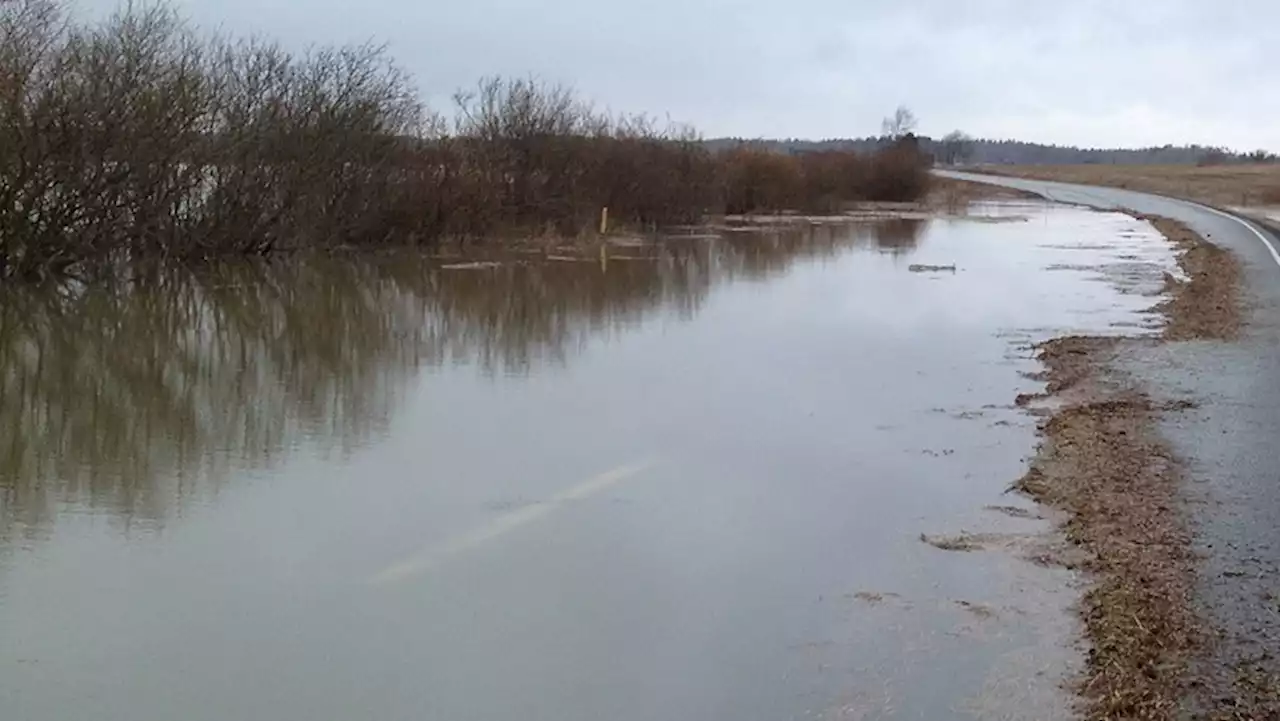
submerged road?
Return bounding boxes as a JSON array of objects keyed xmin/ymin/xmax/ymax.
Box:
[
  {"xmin": 941, "ymin": 170, "xmax": 1280, "ymax": 708},
  {"xmin": 3, "ymin": 202, "xmax": 1177, "ymax": 721}
]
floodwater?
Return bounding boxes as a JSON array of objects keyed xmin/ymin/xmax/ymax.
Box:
[{"xmin": 0, "ymin": 202, "xmax": 1180, "ymax": 721}]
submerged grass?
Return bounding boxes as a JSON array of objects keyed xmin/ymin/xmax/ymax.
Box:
[
  {"xmin": 1016, "ymin": 384, "xmax": 1196, "ymax": 720},
  {"xmin": 1015, "ymin": 213, "xmax": 1243, "ymax": 720}
]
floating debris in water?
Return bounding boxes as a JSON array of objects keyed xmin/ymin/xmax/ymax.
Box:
[
  {"xmin": 985, "ymin": 505, "xmax": 1041, "ymax": 520},
  {"xmin": 920, "ymin": 532, "xmax": 985, "ymax": 552},
  {"xmin": 955, "ymin": 600, "xmax": 998, "ymax": 620},
  {"xmin": 851, "ymin": 591, "xmax": 903, "ymax": 605},
  {"xmin": 440, "ymin": 261, "xmax": 503, "ymax": 270}
]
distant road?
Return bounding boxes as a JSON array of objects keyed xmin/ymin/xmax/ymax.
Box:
[
  {"xmin": 939, "ymin": 169, "xmax": 1280, "ymax": 709},
  {"xmin": 937, "ymin": 170, "xmax": 1280, "ymax": 266}
]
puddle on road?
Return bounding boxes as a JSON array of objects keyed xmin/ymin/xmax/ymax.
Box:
[{"xmin": 0, "ymin": 202, "xmax": 1180, "ymax": 721}]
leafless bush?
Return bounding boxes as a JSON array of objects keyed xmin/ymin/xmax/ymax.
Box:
[
  {"xmin": 448, "ymin": 77, "xmax": 716, "ymax": 234},
  {"xmin": 0, "ymin": 0, "xmax": 425, "ymax": 277},
  {"xmin": 864, "ymin": 136, "xmax": 932, "ymax": 202},
  {"xmin": 0, "ymin": 1, "xmax": 930, "ymax": 280},
  {"xmin": 720, "ymin": 145, "xmax": 802, "ymax": 214},
  {"xmin": 192, "ymin": 39, "xmax": 423, "ymax": 253},
  {"xmin": 719, "ymin": 141, "xmax": 928, "ymax": 214}
]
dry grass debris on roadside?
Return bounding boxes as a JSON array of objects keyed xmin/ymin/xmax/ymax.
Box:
[
  {"xmin": 1015, "ymin": 213, "xmax": 1243, "ymax": 720},
  {"xmin": 1141, "ymin": 216, "xmax": 1242, "ymax": 341},
  {"xmin": 1016, "ymin": 377, "xmax": 1196, "ymax": 720}
]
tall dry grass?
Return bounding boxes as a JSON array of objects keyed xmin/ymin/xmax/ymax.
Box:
[{"xmin": 0, "ymin": 0, "xmax": 930, "ymax": 280}]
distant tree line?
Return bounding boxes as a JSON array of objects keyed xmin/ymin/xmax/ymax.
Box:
[{"xmin": 706, "ymin": 134, "xmax": 1277, "ymax": 167}]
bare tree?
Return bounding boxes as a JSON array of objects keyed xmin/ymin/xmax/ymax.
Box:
[
  {"xmin": 881, "ymin": 105, "xmax": 917, "ymax": 140},
  {"xmin": 938, "ymin": 130, "xmax": 974, "ymax": 166}
]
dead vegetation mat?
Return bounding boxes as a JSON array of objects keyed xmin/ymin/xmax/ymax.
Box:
[{"xmin": 1018, "ymin": 213, "xmax": 1246, "ymax": 720}]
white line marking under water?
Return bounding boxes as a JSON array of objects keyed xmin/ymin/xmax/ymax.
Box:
[{"xmin": 369, "ymin": 461, "xmax": 652, "ymax": 585}]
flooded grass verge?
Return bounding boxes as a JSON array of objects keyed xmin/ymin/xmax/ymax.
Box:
[{"xmin": 1015, "ymin": 215, "xmax": 1246, "ymax": 719}]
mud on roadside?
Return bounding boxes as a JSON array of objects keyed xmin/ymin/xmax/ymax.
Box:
[{"xmin": 1016, "ymin": 215, "xmax": 1261, "ymax": 719}]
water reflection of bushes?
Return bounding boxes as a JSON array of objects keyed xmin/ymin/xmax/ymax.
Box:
[
  {"xmin": 873, "ymin": 219, "xmax": 927, "ymax": 255},
  {"xmin": 0, "ymin": 219, "xmax": 926, "ymax": 537},
  {"xmin": 0, "ymin": 261, "xmax": 431, "ymax": 537}
]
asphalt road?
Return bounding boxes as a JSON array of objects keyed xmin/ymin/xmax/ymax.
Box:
[{"xmin": 941, "ymin": 170, "xmax": 1280, "ymax": 709}]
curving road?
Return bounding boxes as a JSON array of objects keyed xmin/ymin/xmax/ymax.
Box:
[{"xmin": 940, "ymin": 170, "xmax": 1280, "ymax": 709}]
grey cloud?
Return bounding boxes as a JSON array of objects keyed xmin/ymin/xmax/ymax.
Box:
[{"xmin": 79, "ymin": 0, "xmax": 1280, "ymax": 149}]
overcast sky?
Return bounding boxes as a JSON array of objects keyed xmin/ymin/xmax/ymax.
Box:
[{"xmin": 77, "ymin": 0, "xmax": 1279, "ymax": 150}]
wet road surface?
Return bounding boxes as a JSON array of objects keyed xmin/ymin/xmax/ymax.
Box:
[
  {"xmin": 942, "ymin": 170, "xmax": 1280, "ymax": 710},
  {"xmin": 0, "ymin": 203, "xmax": 1184, "ymax": 720}
]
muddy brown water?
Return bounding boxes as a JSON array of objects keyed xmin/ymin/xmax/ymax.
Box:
[{"xmin": 0, "ymin": 203, "xmax": 1179, "ymax": 721}]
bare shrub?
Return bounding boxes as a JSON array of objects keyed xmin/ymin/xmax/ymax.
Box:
[
  {"xmin": 866, "ymin": 139, "xmax": 932, "ymax": 202},
  {"xmin": 195, "ymin": 40, "xmax": 423, "ymax": 253},
  {"xmin": 448, "ymin": 77, "xmax": 716, "ymax": 235},
  {"xmin": 721, "ymin": 145, "xmax": 802, "ymax": 214},
  {"xmin": 720, "ymin": 141, "xmax": 929, "ymax": 215},
  {"xmin": 0, "ymin": 1, "xmax": 427, "ymax": 275},
  {"xmin": 0, "ymin": 1, "xmax": 932, "ymax": 279},
  {"xmin": 0, "ymin": 0, "xmax": 70, "ymax": 276},
  {"xmin": 797, "ymin": 151, "xmax": 870, "ymax": 212}
]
